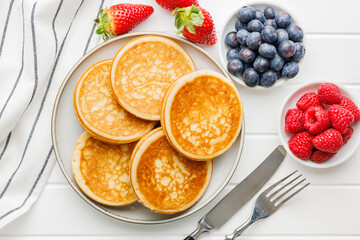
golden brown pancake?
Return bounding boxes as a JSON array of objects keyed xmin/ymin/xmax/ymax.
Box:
[
  {"xmin": 161, "ymin": 70, "xmax": 243, "ymax": 161},
  {"xmin": 111, "ymin": 36, "xmax": 196, "ymax": 121},
  {"xmin": 73, "ymin": 59, "xmax": 155, "ymax": 144},
  {"xmin": 130, "ymin": 128, "xmax": 212, "ymax": 214},
  {"xmin": 72, "ymin": 131, "xmax": 137, "ymax": 206}
]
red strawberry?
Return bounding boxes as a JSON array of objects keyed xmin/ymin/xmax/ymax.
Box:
[
  {"xmin": 310, "ymin": 150, "xmax": 335, "ymax": 163},
  {"xmin": 95, "ymin": 4, "xmax": 154, "ymax": 40},
  {"xmin": 288, "ymin": 131, "xmax": 314, "ymax": 160},
  {"xmin": 317, "ymin": 83, "xmax": 342, "ymax": 105},
  {"xmin": 312, "ymin": 128, "xmax": 343, "ymax": 153},
  {"xmin": 342, "ymin": 126, "xmax": 354, "ymax": 144},
  {"xmin": 303, "ymin": 106, "xmax": 330, "ymax": 134},
  {"xmin": 340, "ymin": 96, "xmax": 360, "ymax": 122},
  {"xmin": 285, "ymin": 108, "xmax": 305, "ymax": 134},
  {"xmin": 328, "ymin": 104, "xmax": 354, "ymax": 134},
  {"xmin": 173, "ymin": 5, "xmax": 217, "ymax": 45},
  {"xmin": 156, "ymin": 0, "xmax": 199, "ymax": 12},
  {"xmin": 296, "ymin": 92, "xmax": 322, "ymax": 112}
]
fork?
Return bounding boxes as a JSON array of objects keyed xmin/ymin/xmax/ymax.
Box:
[{"xmin": 225, "ymin": 170, "xmax": 310, "ymax": 240}]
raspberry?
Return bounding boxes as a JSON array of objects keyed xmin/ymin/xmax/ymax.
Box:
[
  {"xmin": 310, "ymin": 150, "xmax": 335, "ymax": 163},
  {"xmin": 328, "ymin": 104, "xmax": 354, "ymax": 134},
  {"xmin": 288, "ymin": 131, "xmax": 314, "ymax": 160},
  {"xmin": 303, "ymin": 106, "xmax": 330, "ymax": 134},
  {"xmin": 312, "ymin": 128, "xmax": 343, "ymax": 153},
  {"xmin": 340, "ymin": 96, "xmax": 360, "ymax": 122},
  {"xmin": 296, "ymin": 92, "xmax": 322, "ymax": 111},
  {"xmin": 317, "ymin": 83, "xmax": 342, "ymax": 105},
  {"xmin": 342, "ymin": 126, "xmax": 354, "ymax": 144},
  {"xmin": 285, "ymin": 108, "xmax": 305, "ymax": 134}
]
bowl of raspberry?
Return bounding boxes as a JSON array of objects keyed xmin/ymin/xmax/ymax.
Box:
[
  {"xmin": 219, "ymin": 1, "xmax": 306, "ymax": 89},
  {"xmin": 278, "ymin": 82, "xmax": 360, "ymax": 168}
]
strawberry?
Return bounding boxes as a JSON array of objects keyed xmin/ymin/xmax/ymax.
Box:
[
  {"xmin": 95, "ymin": 4, "xmax": 154, "ymax": 40},
  {"xmin": 296, "ymin": 92, "xmax": 322, "ymax": 112},
  {"xmin": 285, "ymin": 108, "xmax": 305, "ymax": 134},
  {"xmin": 173, "ymin": 5, "xmax": 217, "ymax": 45},
  {"xmin": 317, "ymin": 83, "xmax": 342, "ymax": 105},
  {"xmin": 340, "ymin": 96, "xmax": 360, "ymax": 122},
  {"xmin": 312, "ymin": 128, "xmax": 343, "ymax": 153},
  {"xmin": 342, "ymin": 126, "xmax": 354, "ymax": 144},
  {"xmin": 303, "ymin": 106, "xmax": 330, "ymax": 134},
  {"xmin": 310, "ymin": 150, "xmax": 335, "ymax": 163},
  {"xmin": 288, "ymin": 131, "xmax": 314, "ymax": 160},
  {"xmin": 328, "ymin": 104, "xmax": 354, "ymax": 134},
  {"xmin": 156, "ymin": 0, "xmax": 199, "ymax": 12}
]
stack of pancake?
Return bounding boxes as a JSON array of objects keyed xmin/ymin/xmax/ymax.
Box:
[{"xmin": 72, "ymin": 35, "xmax": 243, "ymax": 214}]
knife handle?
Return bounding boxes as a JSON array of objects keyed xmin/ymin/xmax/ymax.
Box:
[
  {"xmin": 184, "ymin": 219, "xmax": 212, "ymax": 240},
  {"xmin": 183, "ymin": 237, "xmax": 194, "ymax": 240}
]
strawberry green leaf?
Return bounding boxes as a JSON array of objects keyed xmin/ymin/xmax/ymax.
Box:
[
  {"xmin": 173, "ymin": 5, "xmax": 204, "ymax": 34},
  {"xmin": 96, "ymin": 28, "xmax": 104, "ymax": 34}
]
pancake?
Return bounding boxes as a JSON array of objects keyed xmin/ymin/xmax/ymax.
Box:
[
  {"xmin": 72, "ymin": 131, "xmax": 137, "ymax": 206},
  {"xmin": 161, "ymin": 70, "xmax": 243, "ymax": 161},
  {"xmin": 130, "ymin": 128, "xmax": 212, "ymax": 214},
  {"xmin": 73, "ymin": 59, "xmax": 155, "ymax": 144},
  {"xmin": 111, "ymin": 36, "xmax": 196, "ymax": 121}
]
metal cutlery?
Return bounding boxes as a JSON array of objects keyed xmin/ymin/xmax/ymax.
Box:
[
  {"xmin": 184, "ymin": 145, "xmax": 286, "ymax": 240},
  {"xmin": 225, "ymin": 170, "xmax": 310, "ymax": 240}
]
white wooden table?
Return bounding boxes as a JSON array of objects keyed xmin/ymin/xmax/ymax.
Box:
[{"xmin": 1, "ymin": 0, "xmax": 360, "ymax": 239}]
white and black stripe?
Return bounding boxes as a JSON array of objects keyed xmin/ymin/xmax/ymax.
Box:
[
  {"xmin": 0, "ymin": 0, "xmax": 106, "ymax": 228},
  {"xmin": 0, "ymin": 0, "xmax": 15, "ymax": 58}
]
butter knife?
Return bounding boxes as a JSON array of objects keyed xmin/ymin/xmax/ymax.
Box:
[{"xmin": 184, "ymin": 145, "xmax": 286, "ymax": 240}]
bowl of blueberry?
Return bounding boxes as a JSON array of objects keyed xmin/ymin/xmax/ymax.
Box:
[{"xmin": 218, "ymin": 2, "xmax": 306, "ymax": 88}]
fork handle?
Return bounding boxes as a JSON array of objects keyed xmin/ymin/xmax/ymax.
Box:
[{"xmin": 225, "ymin": 217, "xmax": 254, "ymax": 240}]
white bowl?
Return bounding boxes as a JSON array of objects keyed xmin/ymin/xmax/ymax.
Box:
[
  {"xmin": 218, "ymin": 0, "xmax": 306, "ymax": 89},
  {"xmin": 278, "ymin": 82, "xmax": 360, "ymax": 168}
]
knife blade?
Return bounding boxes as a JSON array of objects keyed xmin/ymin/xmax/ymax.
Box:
[{"xmin": 184, "ymin": 145, "xmax": 286, "ymax": 240}]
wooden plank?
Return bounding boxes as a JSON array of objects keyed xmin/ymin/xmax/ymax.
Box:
[
  {"xmin": 1, "ymin": 185, "xmax": 360, "ymax": 236},
  {"xmin": 109, "ymin": 0, "xmax": 360, "ymax": 34}
]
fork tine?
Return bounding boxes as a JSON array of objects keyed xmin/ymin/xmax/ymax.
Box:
[
  {"xmin": 261, "ymin": 170, "xmax": 298, "ymax": 196},
  {"xmin": 276, "ymin": 182, "xmax": 310, "ymax": 207},
  {"xmin": 272, "ymin": 178, "xmax": 306, "ymax": 204},
  {"xmin": 268, "ymin": 174, "xmax": 302, "ymax": 200}
]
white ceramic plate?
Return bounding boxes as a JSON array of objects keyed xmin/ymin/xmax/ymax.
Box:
[
  {"xmin": 51, "ymin": 32, "xmax": 245, "ymax": 224},
  {"xmin": 278, "ymin": 82, "xmax": 360, "ymax": 168},
  {"xmin": 218, "ymin": 0, "xmax": 306, "ymax": 89}
]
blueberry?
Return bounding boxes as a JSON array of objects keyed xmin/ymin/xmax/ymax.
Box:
[
  {"xmin": 243, "ymin": 63, "xmax": 252, "ymax": 72},
  {"xmin": 264, "ymin": 19, "xmax": 277, "ymax": 29},
  {"xmin": 246, "ymin": 32, "xmax": 262, "ymax": 50},
  {"xmin": 276, "ymin": 29, "xmax": 289, "ymax": 45},
  {"xmin": 278, "ymin": 40, "xmax": 296, "ymax": 58},
  {"xmin": 282, "ymin": 62, "xmax": 299, "ymax": 78},
  {"xmin": 261, "ymin": 26, "xmax": 277, "ymax": 43},
  {"xmin": 276, "ymin": 70, "xmax": 282, "ymax": 79},
  {"xmin": 235, "ymin": 20, "xmax": 247, "ymax": 31},
  {"xmin": 237, "ymin": 6, "xmax": 255, "ymax": 23},
  {"xmin": 255, "ymin": 10, "xmax": 266, "ymax": 23},
  {"xmin": 291, "ymin": 42, "xmax": 305, "ymax": 61},
  {"xmin": 264, "ymin": 7, "xmax": 275, "ymax": 19},
  {"xmin": 243, "ymin": 68, "xmax": 260, "ymax": 87},
  {"xmin": 259, "ymin": 43, "xmax": 277, "ymax": 58},
  {"xmin": 239, "ymin": 47, "xmax": 256, "ymax": 63},
  {"xmin": 247, "ymin": 19, "xmax": 264, "ymax": 32},
  {"xmin": 260, "ymin": 70, "xmax": 277, "ymax": 87},
  {"xmin": 236, "ymin": 29, "xmax": 249, "ymax": 45},
  {"xmin": 253, "ymin": 56, "xmax": 270, "ymax": 73},
  {"xmin": 225, "ymin": 31, "xmax": 239, "ymax": 48},
  {"xmin": 270, "ymin": 53, "xmax": 285, "ymax": 71},
  {"xmin": 239, "ymin": 44, "xmax": 247, "ymax": 50},
  {"xmin": 286, "ymin": 24, "xmax": 304, "ymax": 42},
  {"xmin": 275, "ymin": 11, "xmax": 292, "ymax": 28},
  {"xmin": 227, "ymin": 58, "xmax": 244, "ymax": 75},
  {"xmin": 226, "ymin": 48, "xmax": 240, "ymax": 61}
]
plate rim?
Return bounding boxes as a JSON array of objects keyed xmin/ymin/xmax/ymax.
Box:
[{"xmin": 51, "ymin": 31, "xmax": 245, "ymax": 224}]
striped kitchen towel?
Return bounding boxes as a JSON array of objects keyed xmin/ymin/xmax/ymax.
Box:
[{"xmin": 0, "ymin": 0, "xmax": 110, "ymax": 229}]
